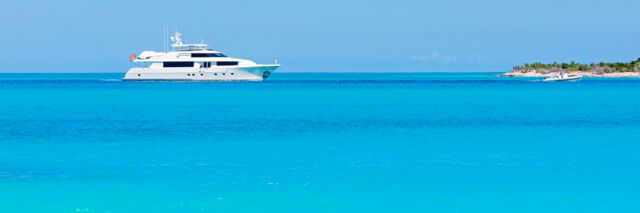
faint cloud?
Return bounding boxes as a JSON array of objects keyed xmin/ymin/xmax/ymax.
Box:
[
  {"xmin": 411, "ymin": 55, "xmax": 429, "ymax": 62},
  {"xmin": 469, "ymin": 55, "xmax": 483, "ymax": 63},
  {"xmin": 412, "ymin": 52, "xmax": 483, "ymax": 64},
  {"xmin": 430, "ymin": 52, "xmax": 439, "ymax": 60},
  {"xmin": 411, "ymin": 52, "xmax": 439, "ymax": 63},
  {"xmin": 444, "ymin": 56, "xmax": 457, "ymax": 63}
]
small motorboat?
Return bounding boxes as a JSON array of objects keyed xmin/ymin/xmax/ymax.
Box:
[{"xmin": 543, "ymin": 72, "xmax": 582, "ymax": 82}]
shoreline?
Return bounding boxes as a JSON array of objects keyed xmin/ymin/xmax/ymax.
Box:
[{"xmin": 499, "ymin": 70, "xmax": 640, "ymax": 78}]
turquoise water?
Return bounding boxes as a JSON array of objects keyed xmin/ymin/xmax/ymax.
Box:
[{"xmin": 1, "ymin": 73, "xmax": 639, "ymax": 212}]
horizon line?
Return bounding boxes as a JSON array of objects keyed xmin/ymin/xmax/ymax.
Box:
[{"xmin": 0, "ymin": 71, "xmax": 506, "ymax": 74}]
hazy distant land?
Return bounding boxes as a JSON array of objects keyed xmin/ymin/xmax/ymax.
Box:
[{"xmin": 501, "ymin": 58, "xmax": 640, "ymax": 77}]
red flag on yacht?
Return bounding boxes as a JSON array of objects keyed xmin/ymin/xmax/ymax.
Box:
[{"xmin": 128, "ymin": 52, "xmax": 136, "ymax": 62}]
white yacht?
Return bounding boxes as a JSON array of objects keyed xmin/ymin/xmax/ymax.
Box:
[
  {"xmin": 124, "ymin": 32, "xmax": 279, "ymax": 81},
  {"xmin": 543, "ymin": 72, "xmax": 582, "ymax": 82}
]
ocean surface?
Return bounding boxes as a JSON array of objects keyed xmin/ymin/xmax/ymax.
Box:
[{"xmin": 1, "ymin": 73, "xmax": 639, "ymax": 212}]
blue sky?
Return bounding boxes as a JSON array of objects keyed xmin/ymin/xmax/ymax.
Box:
[{"xmin": 1, "ymin": 0, "xmax": 638, "ymax": 73}]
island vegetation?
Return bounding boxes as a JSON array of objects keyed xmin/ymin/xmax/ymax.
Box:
[{"xmin": 502, "ymin": 58, "xmax": 640, "ymax": 77}]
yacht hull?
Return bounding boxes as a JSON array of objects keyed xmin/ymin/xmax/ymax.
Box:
[
  {"xmin": 122, "ymin": 65, "xmax": 279, "ymax": 81},
  {"xmin": 543, "ymin": 76, "xmax": 582, "ymax": 82}
]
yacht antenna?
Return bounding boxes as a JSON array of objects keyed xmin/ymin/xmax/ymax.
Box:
[{"xmin": 163, "ymin": 26, "xmax": 166, "ymax": 52}]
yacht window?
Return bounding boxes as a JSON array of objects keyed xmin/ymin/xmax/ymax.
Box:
[
  {"xmin": 191, "ymin": 53, "xmax": 227, "ymax": 58},
  {"xmin": 164, "ymin": 62, "xmax": 194, "ymax": 67},
  {"xmin": 217, "ymin": 61, "xmax": 238, "ymax": 66}
]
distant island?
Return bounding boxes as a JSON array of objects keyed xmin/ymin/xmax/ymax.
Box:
[{"xmin": 500, "ymin": 58, "xmax": 640, "ymax": 77}]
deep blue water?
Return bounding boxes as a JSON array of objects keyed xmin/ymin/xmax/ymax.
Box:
[{"xmin": 1, "ymin": 73, "xmax": 639, "ymax": 212}]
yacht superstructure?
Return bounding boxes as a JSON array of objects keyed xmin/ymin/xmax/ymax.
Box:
[{"xmin": 123, "ymin": 32, "xmax": 279, "ymax": 81}]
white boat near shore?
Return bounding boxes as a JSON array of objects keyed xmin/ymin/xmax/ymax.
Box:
[
  {"xmin": 543, "ymin": 72, "xmax": 582, "ymax": 82},
  {"xmin": 124, "ymin": 32, "xmax": 279, "ymax": 81}
]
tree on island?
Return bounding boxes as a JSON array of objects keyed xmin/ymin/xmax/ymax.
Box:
[{"xmin": 514, "ymin": 58, "xmax": 640, "ymax": 73}]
